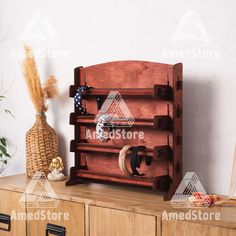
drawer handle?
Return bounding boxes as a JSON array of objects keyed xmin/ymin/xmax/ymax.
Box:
[
  {"xmin": 0, "ymin": 213, "xmax": 11, "ymax": 231},
  {"xmin": 46, "ymin": 223, "xmax": 66, "ymax": 236}
]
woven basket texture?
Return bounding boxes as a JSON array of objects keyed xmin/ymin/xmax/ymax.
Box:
[{"xmin": 26, "ymin": 114, "xmax": 58, "ymax": 177}]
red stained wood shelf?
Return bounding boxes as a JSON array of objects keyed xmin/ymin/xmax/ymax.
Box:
[
  {"xmin": 70, "ymin": 141, "xmax": 172, "ymax": 161},
  {"xmin": 70, "ymin": 113, "xmax": 173, "ymax": 131},
  {"xmin": 67, "ymin": 61, "xmax": 183, "ymax": 200},
  {"xmin": 70, "ymin": 85, "xmax": 173, "ymax": 100},
  {"xmin": 76, "ymin": 170, "xmax": 154, "ymax": 187},
  {"xmin": 75, "ymin": 170, "xmax": 171, "ymax": 191}
]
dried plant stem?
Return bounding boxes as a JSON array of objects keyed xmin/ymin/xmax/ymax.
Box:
[{"xmin": 23, "ymin": 46, "xmax": 47, "ymax": 113}]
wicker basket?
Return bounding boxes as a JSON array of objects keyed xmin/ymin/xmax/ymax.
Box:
[{"xmin": 26, "ymin": 113, "xmax": 58, "ymax": 177}]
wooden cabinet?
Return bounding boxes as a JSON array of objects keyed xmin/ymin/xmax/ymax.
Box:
[
  {"xmin": 89, "ymin": 206, "xmax": 158, "ymax": 236},
  {"xmin": 0, "ymin": 189, "xmax": 26, "ymax": 236},
  {"xmin": 162, "ymin": 220, "xmax": 236, "ymax": 236},
  {"xmin": 27, "ymin": 200, "xmax": 84, "ymax": 236},
  {"xmin": 0, "ymin": 175, "xmax": 236, "ymax": 236}
]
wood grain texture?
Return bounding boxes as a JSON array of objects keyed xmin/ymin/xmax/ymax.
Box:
[
  {"xmin": 164, "ymin": 63, "xmax": 183, "ymax": 200},
  {"xmin": 90, "ymin": 206, "xmax": 158, "ymax": 236},
  {"xmin": 162, "ymin": 220, "xmax": 236, "ymax": 236},
  {"xmin": 1, "ymin": 175, "xmax": 236, "ymax": 231},
  {"xmin": 0, "ymin": 189, "xmax": 26, "ymax": 236},
  {"xmin": 84, "ymin": 61, "xmax": 173, "ymax": 88},
  {"xmin": 76, "ymin": 170, "xmax": 154, "ymax": 187},
  {"xmin": 27, "ymin": 199, "xmax": 84, "ymax": 236},
  {"xmin": 70, "ymin": 85, "xmax": 173, "ymax": 100},
  {"xmin": 68, "ymin": 60, "xmax": 182, "ymax": 197},
  {"xmin": 70, "ymin": 113, "xmax": 173, "ymax": 129}
]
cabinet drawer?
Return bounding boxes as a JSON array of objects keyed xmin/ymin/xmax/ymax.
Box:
[
  {"xmin": 90, "ymin": 206, "xmax": 158, "ymax": 236},
  {"xmin": 162, "ymin": 220, "xmax": 236, "ymax": 236},
  {"xmin": 0, "ymin": 189, "xmax": 26, "ymax": 235},
  {"xmin": 27, "ymin": 199, "xmax": 85, "ymax": 236}
]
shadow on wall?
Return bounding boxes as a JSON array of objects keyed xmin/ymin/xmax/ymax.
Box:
[
  {"xmin": 50, "ymin": 93, "xmax": 69, "ymax": 174},
  {"xmin": 183, "ymin": 77, "xmax": 215, "ymax": 192},
  {"xmin": 44, "ymin": 59, "xmax": 69, "ymax": 174},
  {"xmin": 43, "ymin": 64, "xmax": 217, "ymax": 190}
]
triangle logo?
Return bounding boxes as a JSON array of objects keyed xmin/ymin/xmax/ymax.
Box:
[
  {"xmin": 20, "ymin": 10, "xmax": 58, "ymax": 47},
  {"xmin": 94, "ymin": 91, "xmax": 135, "ymax": 127},
  {"xmin": 171, "ymin": 10, "xmax": 210, "ymax": 47},
  {"xmin": 171, "ymin": 172, "xmax": 211, "ymax": 208},
  {"xmin": 19, "ymin": 172, "xmax": 60, "ymax": 208}
]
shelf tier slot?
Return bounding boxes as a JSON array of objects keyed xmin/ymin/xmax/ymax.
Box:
[
  {"xmin": 76, "ymin": 170, "xmax": 154, "ymax": 187},
  {"xmin": 70, "ymin": 141, "xmax": 172, "ymax": 161},
  {"xmin": 69, "ymin": 85, "xmax": 173, "ymax": 100},
  {"xmin": 70, "ymin": 113, "xmax": 173, "ymax": 131},
  {"xmin": 76, "ymin": 170, "xmax": 171, "ymax": 191}
]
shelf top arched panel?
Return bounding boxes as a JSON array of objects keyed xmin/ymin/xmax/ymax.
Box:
[{"xmin": 76, "ymin": 61, "xmax": 182, "ymax": 88}]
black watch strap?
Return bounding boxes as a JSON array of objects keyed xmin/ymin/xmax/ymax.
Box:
[{"xmin": 130, "ymin": 146, "xmax": 146, "ymax": 176}]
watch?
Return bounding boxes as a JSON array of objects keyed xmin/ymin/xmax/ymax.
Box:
[
  {"xmin": 74, "ymin": 86, "xmax": 91, "ymax": 115},
  {"xmin": 96, "ymin": 114, "xmax": 113, "ymax": 142}
]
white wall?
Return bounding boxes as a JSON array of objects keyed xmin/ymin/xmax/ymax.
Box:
[{"xmin": 0, "ymin": 0, "xmax": 235, "ymax": 195}]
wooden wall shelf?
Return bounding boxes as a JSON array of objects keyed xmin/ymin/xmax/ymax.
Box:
[
  {"xmin": 70, "ymin": 113, "xmax": 173, "ymax": 130},
  {"xmin": 76, "ymin": 170, "xmax": 154, "ymax": 187},
  {"xmin": 67, "ymin": 61, "xmax": 183, "ymax": 200},
  {"xmin": 75, "ymin": 170, "xmax": 171, "ymax": 191},
  {"xmin": 70, "ymin": 141, "xmax": 172, "ymax": 161},
  {"xmin": 70, "ymin": 85, "xmax": 173, "ymax": 100}
]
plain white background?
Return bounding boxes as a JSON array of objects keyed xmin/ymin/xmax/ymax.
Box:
[{"xmin": 0, "ymin": 0, "xmax": 235, "ymax": 196}]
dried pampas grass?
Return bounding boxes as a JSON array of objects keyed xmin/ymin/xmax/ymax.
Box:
[
  {"xmin": 23, "ymin": 46, "xmax": 58, "ymax": 113},
  {"xmin": 43, "ymin": 76, "xmax": 58, "ymax": 99},
  {"xmin": 23, "ymin": 46, "xmax": 46, "ymax": 113}
]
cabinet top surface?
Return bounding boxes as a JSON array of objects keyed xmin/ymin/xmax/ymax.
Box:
[{"xmin": 0, "ymin": 174, "xmax": 235, "ymax": 229}]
